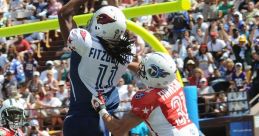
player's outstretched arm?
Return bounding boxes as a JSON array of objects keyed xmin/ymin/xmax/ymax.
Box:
[
  {"xmin": 103, "ymin": 111, "xmax": 143, "ymax": 136},
  {"xmin": 128, "ymin": 55, "xmax": 141, "ymax": 74},
  {"xmin": 58, "ymin": 0, "xmax": 89, "ymax": 44},
  {"xmin": 128, "ymin": 62, "xmax": 140, "ymax": 74},
  {"xmin": 91, "ymin": 96, "xmax": 143, "ymax": 136}
]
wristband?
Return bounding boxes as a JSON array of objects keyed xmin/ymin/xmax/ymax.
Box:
[
  {"xmin": 99, "ymin": 109, "xmax": 109, "ymax": 117},
  {"xmin": 96, "ymin": 103, "xmax": 106, "ymax": 112}
]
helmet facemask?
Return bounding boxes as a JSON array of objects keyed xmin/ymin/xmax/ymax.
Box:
[
  {"xmin": 138, "ymin": 62, "xmax": 147, "ymax": 80},
  {"xmin": 138, "ymin": 52, "xmax": 177, "ymax": 88},
  {"xmin": 1, "ymin": 107, "xmax": 25, "ymax": 130}
]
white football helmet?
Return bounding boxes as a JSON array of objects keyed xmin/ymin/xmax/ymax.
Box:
[
  {"xmin": 0, "ymin": 99, "xmax": 25, "ymax": 130},
  {"xmin": 88, "ymin": 6, "xmax": 126, "ymax": 41},
  {"xmin": 138, "ymin": 52, "xmax": 177, "ymax": 88}
]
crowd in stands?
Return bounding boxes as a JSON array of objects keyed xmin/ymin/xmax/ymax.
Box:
[{"xmin": 0, "ymin": 0, "xmax": 259, "ymax": 135}]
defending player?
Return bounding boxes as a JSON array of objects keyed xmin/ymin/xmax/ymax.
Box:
[
  {"xmin": 92, "ymin": 52, "xmax": 199, "ymax": 136},
  {"xmin": 58, "ymin": 2, "xmax": 139, "ymax": 136},
  {"xmin": 0, "ymin": 99, "xmax": 26, "ymax": 136}
]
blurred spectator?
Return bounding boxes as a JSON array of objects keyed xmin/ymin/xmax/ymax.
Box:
[
  {"xmin": 115, "ymin": 84, "xmax": 136, "ymax": 119},
  {"xmin": 214, "ymin": 92, "xmax": 227, "ymax": 115},
  {"xmin": 230, "ymin": 28, "xmax": 241, "ymax": 46},
  {"xmin": 167, "ymin": 11, "xmax": 191, "ymax": 44},
  {"xmin": 55, "ymin": 80, "xmax": 68, "ymax": 102},
  {"xmin": 232, "ymin": 35, "xmax": 252, "ymax": 64},
  {"xmin": 120, "ymin": 0, "xmax": 135, "ymax": 7},
  {"xmin": 152, "ymin": 14, "xmax": 167, "ymax": 27},
  {"xmin": 250, "ymin": 13, "xmax": 259, "ymax": 45},
  {"xmin": 36, "ymin": 91, "xmax": 62, "ymax": 130},
  {"xmin": 25, "ymin": 32, "xmax": 45, "ymax": 49},
  {"xmin": 8, "ymin": 53, "xmax": 26, "ymax": 83},
  {"xmin": 239, "ymin": 23, "xmax": 249, "ymax": 38},
  {"xmin": 244, "ymin": 1, "xmax": 258, "ymax": 23},
  {"xmin": 44, "ymin": 70, "xmax": 58, "ymax": 93},
  {"xmin": 57, "ymin": 60, "xmax": 69, "ymax": 81},
  {"xmin": 27, "ymin": 119, "xmax": 50, "ymax": 136},
  {"xmin": 19, "ymin": 82, "xmax": 35, "ymax": 109},
  {"xmin": 85, "ymin": 0, "xmax": 95, "ymax": 13},
  {"xmin": 196, "ymin": 44, "xmax": 214, "ymax": 77},
  {"xmin": 183, "ymin": 47, "xmax": 197, "ymax": 69},
  {"xmin": 117, "ymin": 78, "xmax": 125, "ymax": 88},
  {"xmin": 107, "ymin": 0, "xmax": 119, "ymax": 7},
  {"xmin": 133, "ymin": 33, "xmax": 145, "ymax": 57},
  {"xmin": 192, "ymin": 14, "xmax": 208, "ymax": 35},
  {"xmin": 230, "ymin": 62, "xmax": 247, "ymax": 91},
  {"xmin": 0, "ymin": 0, "xmax": 8, "ymax": 13},
  {"xmin": 9, "ymin": 87, "xmax": 27, "ymax": 109},
  {"xmin": 218, "ymin": 0, "xmax": 233, "ymax": 16},
  {"xmin": 199, "ymin": 78, "xmax": 215, "ymax": 97},
  {"xmin": 184, "ymin": 59, "xmax": 196, "ymax": 78},
  {"xmin": 195, "ymin": 28, "xmax": 206, "ymax": 45},
  {"xmin": 7, "ymin": 46, "xmax": 18, "ymax": 58},
  {"xmin": 9, "ymin": 0, "xmax": 24, "ymax": 12},
  {"xmin": 0, "ymin": 46, "xmax": 9, "ymax": 70},
  {"xmin": 225, "ymin": 59, "xmax": 235, "ymax": 80},
  {"xmin": 238, "ymin": 0, "xmax": 249, "ymax": 12},
  {"xmin": 23, "ymin": 51, "xmax": 38, "ymax": 82},
  {"xmin": 27, "ymin": 71, "xmax": 46, "ymax": 96},
  {"xmin": 202, "ymin": 0, "xmax": 219, "ymax": 20},
  {"xmin": 198, "ymin": 78, "xmax": 215, "ymax": 114},
  {"xmin": 173, "ymin": 38, "xmax": 187, "ymax": 59},
  {"xmin": 207, "ymin": 31, "xmax": 227, "ymax": 63},
  {"xmin": 14, "ymin": 35, "xmax": 32, "ymax": 53},
  {"xmin": 0, "ymin": 67, "xmax": 4, "ymax": 99},
  {"xmin": 137, "ymin": 14, "xmax": 153, "ymax": 29},
  {"xmin": 24, "ymin": 0, "xmax": 37, "ymax": 20},
  {"xmin": 210, "ymin": 69, "xmax": 222, "ymax": 82},
  {"xmin": 40, "ymin": 60, "xmax": 58, "ymax": 82},
  {"xmin": 181, "ymin": 30, "xmax": 196, "ymax": 49},
  {"xmin": 216, "ymin": 57, "xmax": 227, "ymax": 77},
  {"xmin": 47, "ymin": 0, "xmax": 62, "ymax": 19},
  {"xmin": 34, "ymin": 0, "xmax": 48, "ymax": 19},
  {"xmin": 188, "ymin": 67, "xmax": 205, "ymax": 88},
  {"xmin": 0, "ymin": 10, "xmax": 8, "ymax": 43},
  {"xmin": 172, "ymin": 50, "xmax": 184, "ymax": 72},
  {"xmin": 1, "ymin": 71, "xmax": 17, "ymax": 99},
  {"xmin": 232, "ymin": 11, "xmax": 245, "ymax": 32},
  {"xmin": 121, "ymin": 69, "xmax": 134, "ymax": 85}
]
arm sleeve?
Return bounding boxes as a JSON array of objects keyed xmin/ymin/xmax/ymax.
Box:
[{"xmin": 67, "ymin": 28, "xmax": 92, "ymax": 56}]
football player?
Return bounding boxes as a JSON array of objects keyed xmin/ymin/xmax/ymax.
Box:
[
  {"xmin": 58, "ymin": 3, "xmax": 139, "ymax": 136},
  {"xmin": 0, "ymin": 99, "xmax": 26, "ymax": 136},
  {"xmin": 92, "ymin": 52, "xmax": 199, "ymax": 136}
]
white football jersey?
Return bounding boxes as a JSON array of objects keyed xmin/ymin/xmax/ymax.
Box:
[{"xmin": 67, "ymin": 28, "xmax": 135, "ymax": 96}]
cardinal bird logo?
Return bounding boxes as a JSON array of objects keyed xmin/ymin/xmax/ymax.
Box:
[
  {"xmin": 97, "ymin": 14, "xmax": 116, "ymax": 25},
  {"xmin": 147, "ymin": 64, "xmax": 170, "ymax": 78}
]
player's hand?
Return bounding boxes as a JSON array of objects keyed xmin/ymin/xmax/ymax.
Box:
[{"xmin": 91, "ymin": 95, "xmax": 108, "ymax": 117}]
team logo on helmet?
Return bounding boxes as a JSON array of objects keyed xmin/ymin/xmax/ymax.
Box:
[
  {"xmin": 147, "ymin": 64, "xmax": 170, "ymax": 78},
  {"xmin": 135, "ymin": 92, "xmax": 145, "ymax": 99},
  {"xmin": 97, "ymin": 14, "xmax": 116, "ymax": 25}
]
